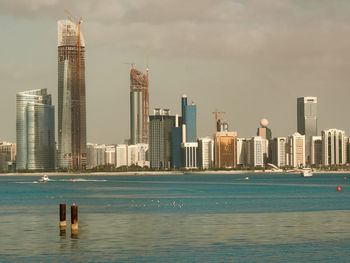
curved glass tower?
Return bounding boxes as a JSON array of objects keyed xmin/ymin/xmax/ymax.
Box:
[
  {"xmin": 16, "ymin": 89, "xmax": 55, "ymax": 170},
  {"xmin": 57, "ymin": 20, "xmax": 87, "ymax": 170}
]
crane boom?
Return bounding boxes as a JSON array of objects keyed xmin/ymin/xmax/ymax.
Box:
[{"xmin": 212, "ymin": 111, "xmax": 225, "ymax": 132}]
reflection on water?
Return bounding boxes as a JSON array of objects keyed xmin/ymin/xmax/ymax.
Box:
[{"xmin": 1, "ymin": 174, "xmax": 350, "ymax": 262}]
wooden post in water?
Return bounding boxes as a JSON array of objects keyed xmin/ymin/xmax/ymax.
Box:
[
  {"xmin": 59, "ymin": 204, "xmax": 66, "ymax": 230},
  {"xmin": 71, "ymin": 204, "xmax": 78, "ymax": 233}
]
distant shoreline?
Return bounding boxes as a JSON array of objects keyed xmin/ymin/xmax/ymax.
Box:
[{"xmin": 1, "ymin": 170, "xmax": 350, "ymax": 176}]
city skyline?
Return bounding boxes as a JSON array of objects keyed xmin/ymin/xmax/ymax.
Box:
[{"xmin": 1, "ymin": 1, "xmax": 350, "ymax": 144}]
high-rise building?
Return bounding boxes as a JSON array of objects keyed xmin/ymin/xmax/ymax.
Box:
[
  {"xmin": 58, "ymin": 20, "xmax": 87, "ymax": 170},
  {"xmin": 321, "ymin": 129, "xmax": 346, "ymax": 166},
  {"xmin": 311, "ymin": 136, "xmax": 322, "ymax": 166},
  {"xmin": 181, "ymin": 94, "xmax": 197, "ymax": 143},
  {"xmin": 16, "ymin": 89, "xmax": 55, "ymax": 170},
  {"xmin": 288, "ymin": 132, "xmax": 305, "ymax": 168},
  {"xmin": 197, "ymin": 137, "xmax": 214, "ymax": 169},
  {"xmin": 270, "ymin": 137, "xmax": 287, "ymax": 167},
  {"xmin": 297, "ymin": 97, "xmax": 317, "ymax": 164},
  {"xmin": 149, "ymin": 109, "xmax": 176, "ymax": 169},
  {"xmin": 247, "ymin": 136, "xmax": 264, "ymax": 167},
  {"xmin": 214, "ymin": 131, "xmax": 237, "ymax": 168},
  {"xmin": 130, "ymin": 67, "xmax": 149, "ymax": 145},
  {"xmin": 171, "ymin": 114, "xmax": 182, "ymax": 169},
  {"xmin": 0, "ymin": 142, "xmax": 16, "ymax": 172},
  {"xmin": 181, "ymin": 142, "xmax": 198, "ymax": 169},
  {"xmin": 237, "ymin": 138, "xmax": 247, "ymax": 166}
]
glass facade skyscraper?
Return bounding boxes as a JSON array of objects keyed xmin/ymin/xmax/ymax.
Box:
[
  {"xmin": 297, "ymin": 97, "xmax": 317, "ymax": 164},
  {"xmin": 149, "ymin": 109, "xmax": 175, "ymax": 169},
  {"xmin": 16, "ymin": 89, "xmax": 55, "ymax": 170},
  {"xmin": 57, "ymin": 20, "xmax": 87, "ymax": 170}
]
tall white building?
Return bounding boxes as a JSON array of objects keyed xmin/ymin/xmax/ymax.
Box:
[
  {"xmin": 288, "ymin": 133, "xmax": 305, "ymax": 168},
  {"xmin": 270, "ymin": 137, "xmax": 287, "ymax": 167},
  {"xmin": 197, "ymin": 137, "xmax": 214, "ymax": 169},
  {"xmin": 237, "ymin": 138, "xmax": 247, "ymax": 166},
  {"xmin": 247, "ymin": 136, "xmax": 264, "ymax": 167},
  {"xmin": 321, "ymin": 129, "xmax": 346, "ymax": 165},
  {"xmin": 181, "ymin": 142, "xmax": 198, "ymax": 169},
  {"xmin": 116, "ymin": 144, "xmax": 128, "ymax": 168},
  {"xmin": 311, "ymin": 136, "xmax": 322, "ymax": 166}
]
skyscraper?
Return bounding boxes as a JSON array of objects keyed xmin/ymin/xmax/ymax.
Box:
[
  {"xmin": 16, "ymin": 89, "xmax": 55, "ymax": 170},
  {"xmin": 57, "ymin": 20, "xmax": 87, "ymax": 170},
  {"xmin": 181, "ymin": 95, "xmax": 197, "ymax": 142},
  {"xmin": 214, "ymin": 131, "xmax": 237, "ymax": 168},
  {"xmin": 321, "ymin": 129, "xmax": 346, "ymax": 165},
  {"xmin": 297, "ymin": 97, "xmax": 317, "ymax": 164},
  {"xmin": 288, "ymin": 132, "xmax": 305, "ymax": 168},
  {"xmin": 149, "ymin": 109, "xmax": 175, "ymax": 169},
  {"xmin": 247, "ymin": 136, "xmax": 264, "ymax": 167},
  {"xmin": 198, "ymin": 137, "xmax": 214, "ymax": 169},
  {"xmin": 270, "ymin": 137, "xmax": 287, "ymax": 167},
  {"xmin": 130, "ymin": 67, "xmax": 149, "ymax": 145}
]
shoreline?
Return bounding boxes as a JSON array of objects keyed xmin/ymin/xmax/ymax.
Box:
[{"xmin": 1, "ymin": 170, "xmax": 350, "ymax": 176}]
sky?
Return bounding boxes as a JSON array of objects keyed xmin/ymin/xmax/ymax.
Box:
[{"xmin": 1, "ymin": 0, "xmax": 350, "ymax": 144}]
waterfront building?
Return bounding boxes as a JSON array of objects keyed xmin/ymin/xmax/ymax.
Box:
[
  {"xmin": 321, "ymin": 129, "xmax": 346, "ymax": 166},
  {"xmin": 269, "ymin": 137, "xmax": 287, "ymax": 167},
  {"xmin": 171, "ymin": 115, "xmax": 182, "ymax": 169},
  {"xmin": 58, "ymin": 20, "xmax": 87, "ymax": 170},
  {"xmin": 116, "ymin": 144, "xmax": 128, "ymax": 168},
  {"xmin": 214, "ymin": 131, "xmax": 237, "ymax": 168},
  {"xmin": 297, "ymin": 97, "xmax": 317, "ymax": 164},
  {"xmin": 197, "ymin": 137, "xmax": 214, "ymax": 169},
  {"xmin": 86, "ymin": 143, "xmax": 106, "ymax": 168},
  {"xmin": 16, "ymin": 89, "xmax": 55, "ymax": 170},
  {"xmin": 0, "ymin": 142, "xmax": 16, "ymax": 172},
  {"xmin": 129, "ymin": 67, "xmax": 149, "ymax": 145},
  {"xmin": 288, "ymin": 132, "xmax": 305, "ymax": 168},
  {"xmin": 247, "ymin": 136, "xmax": 264, "ymax": 167},
  {"xmin": 149, "ymin": 109, "xmax": 176, "ymax": 169},
  {"xmin": 105, "ymin": 145, "xmax": 116, "ymax": 166},
  {"xmin": 237, "ymin": 138, "xmax": 247, "ymax": 166},
  {"xmin": 181, "ymin": 142, "xmax": 198, "ymax": 169},
  {"xmin": 181, "ymin": 94, "xmax": 197, "ymax": 142},
  {"xmin": 311, "ymin": 136, "xmax": 322, "ymax": 166}
]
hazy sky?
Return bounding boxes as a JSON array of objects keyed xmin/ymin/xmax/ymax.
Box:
[{"xmin": 1, "ymin": 0, "xmax": 350, "ymax": 144}]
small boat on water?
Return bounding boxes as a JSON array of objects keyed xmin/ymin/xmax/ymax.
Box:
[
  {"xmin": 39, "ymin": 174, "xmax": 49, "ymax": 182},
  {"xmin": 301, "ymin": 168, "xmax": 313, "ymax": 177},
  {"xmin": 244, "ymin": 177, "xmax": 249, "ymax": 180}
]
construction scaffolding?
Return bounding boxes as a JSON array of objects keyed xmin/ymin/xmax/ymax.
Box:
[{"xmin": 57, "ymin": 17, "xmax": 87, "ymax": 170}]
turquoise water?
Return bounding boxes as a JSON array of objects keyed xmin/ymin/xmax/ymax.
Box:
[{"xmin": 1, "ymin": 173, "xmax": 350, "ymax": 262}]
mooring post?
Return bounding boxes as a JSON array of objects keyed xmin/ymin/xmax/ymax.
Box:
[
  {"xmin": 59, "ymin": 203, "xmax": 66, "ymax": 230},
  {"xmin": 71, "ymin": 204, "xmax": 78, "ymax": 233}
]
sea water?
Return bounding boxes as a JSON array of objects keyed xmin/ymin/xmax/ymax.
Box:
[{"xmin": 1, "ymin": 173, "xmax": 350, "ymax": 262}]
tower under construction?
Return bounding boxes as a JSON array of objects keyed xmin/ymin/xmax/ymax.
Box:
[
  {"xmin": 57, "ymin": 18, "xmax": 87, "ymax": 170},
  {"xmin": 129, "ymin": 66, "xmax": 149, "ymax": 145}
]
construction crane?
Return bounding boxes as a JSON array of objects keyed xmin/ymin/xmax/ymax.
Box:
[
  {"xmin": 212, "ymin": 111, "xmax": 225, "ymax": 132},
  {"xmin": 122, "ymin": 62, "xmax": 136, "ymax": 69},
  {"xmin": 65, "ymin": 9, "xmax": 83, "ymax": 169}
]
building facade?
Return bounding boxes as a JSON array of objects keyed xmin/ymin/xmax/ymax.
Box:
[
  {"xmin": 269, "ymin": 137, "xmax": 287, "ymax": 167},
  {"xmin": 181, "ymin": 142, "xmax": 198, "ymax": 169},
  {"xmin": 297, "ymin": 97, "xmax": 317, "ymax": 164},
  {"xmin": 247, "ymin": 136, "xmax": 264, "ymax": 167},
  {"xmin": 288, "ymin": 132, "xmax": 305, "ymax": 168},
  {"xmin": 149, "ymin": 109, "xmax": 175, "ymax": 169},
  {"xmin": 57, "ymin": 20, "xmax": 87, "ymax": 170},
  {"xmin": 16, "ymin": 89, "xmax": 55, "ymax": 170},
  {"xmin": 236, "ymin": 138, "xmax": 247, "ymax": 166},
  {"xmin": 311, "ymin": 136, "xmax": 322, "ymax": 166},
  {"xmin": 214, "ymin": 131, "xmax": 237, "ymax": 168},
  {"xmin": 0, "ymin": 142, "xmax": 16, "ymax": 172},
  {"xmin": 197, "ymin": 137, "xmax": 214, "ymax": 169},
  {"xmin": 321, "ymin": 129, "xmax": 346, "ymax": 166}
]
